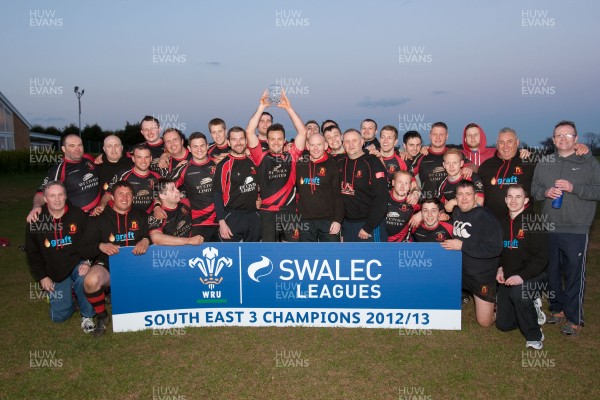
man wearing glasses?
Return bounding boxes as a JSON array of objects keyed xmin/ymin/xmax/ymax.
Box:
[{"xmin": 531, "ymin": 120, "xmax": 600, "ymax": 336}]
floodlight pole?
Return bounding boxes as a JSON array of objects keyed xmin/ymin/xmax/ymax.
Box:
[{"xmin": 74, "ymin": 86, "xmax": 85, "ymax": 135}]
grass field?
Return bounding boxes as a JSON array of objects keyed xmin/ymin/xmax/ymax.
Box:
[{"xmin": 0, "ymin": 172, "xmax": 598, "ymax": 400}]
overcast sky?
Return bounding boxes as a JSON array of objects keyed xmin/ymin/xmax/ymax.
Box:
[{"xmin": 2, "ymin": 0, "xmax": 599, "ymax": 146}]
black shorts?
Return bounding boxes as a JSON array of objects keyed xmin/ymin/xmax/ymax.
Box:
[{"xmin": 462, "ymin": 274, "xmax": 496, "ymax": 303}]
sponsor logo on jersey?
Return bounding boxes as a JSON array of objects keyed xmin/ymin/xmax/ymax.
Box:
[
  {"xmin": 83, "ymin": 173, "xmax": 94, "ymax": 181},
  {"xmin": 453, "ymin": 221, "xmax": 472, "ymax": 238}
]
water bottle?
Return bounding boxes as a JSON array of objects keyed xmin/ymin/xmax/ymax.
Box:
[{"xmin": 552, "ymin": 189, "xmax": 563, "ymax": 209}]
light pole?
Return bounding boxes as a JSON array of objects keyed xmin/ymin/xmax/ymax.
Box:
[{"xmin": 74, "ymin": 86, "xmax": 85, "ymax": 135}]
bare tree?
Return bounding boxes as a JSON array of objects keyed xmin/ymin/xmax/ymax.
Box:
[{"xmin": 584, "ymin": 132, "xmax": 598, "ymax": 153}]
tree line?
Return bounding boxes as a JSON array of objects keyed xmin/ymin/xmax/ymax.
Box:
[{"xmin": 31, "ymin": 122, "xmax": 144, "ymax": 149}]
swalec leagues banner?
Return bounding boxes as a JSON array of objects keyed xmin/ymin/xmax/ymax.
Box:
[{"xmin": 111, "ymin": 243, "xmax": 461, "ymax": 332}]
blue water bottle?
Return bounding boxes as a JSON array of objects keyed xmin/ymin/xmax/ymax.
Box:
[{"xmin": 552, "ymin": 189, "xmax": 563, "ymax": 209}]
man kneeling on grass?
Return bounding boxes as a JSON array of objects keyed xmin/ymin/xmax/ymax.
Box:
[
  {"xmin": 149, "ymin": 179, "xmax": 204, "ymax": 246},
  {"xmin": 25, "ymin": 181, "xmax": 96, "ymax": 333},
  {"xmin": 80, "ymin": 181, "xmax": 150, "ymax": 337},
  {"xmin": 441, "ymin": 180, "xmax": 503, "ymax": 327},
  {"xmin": 496, "ymin": 185, "xmax": 548, "ymax": 349}
]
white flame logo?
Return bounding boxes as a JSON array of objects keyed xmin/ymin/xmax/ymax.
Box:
[{"xmin": 248, "ymin": 256, "xmax": 273, "ymax": 282}]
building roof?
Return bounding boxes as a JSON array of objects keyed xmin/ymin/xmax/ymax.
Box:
[{"xmin": 0, "ymin": 90, "xmax": 32, "ymax": 130}]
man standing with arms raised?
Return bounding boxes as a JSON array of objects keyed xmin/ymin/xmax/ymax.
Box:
[
  {"xmin": 252, "ymin": 112, "xmax": 273, "ymax": 151},
  {"xmin": 245, "ymin": 90, "xmax": 307, "ymax": 242}
]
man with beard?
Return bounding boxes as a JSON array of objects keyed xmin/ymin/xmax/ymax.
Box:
[
  {"xmin": 461, "ymin": 123, "xmax": 496, "ymax": 168},
  {"xmin": 214, "ymin": 127, "xmax": 260, "ymax": 242},
  {"xmin": 245, "ymin": 90, "xmax": 307, "ymax": 242}
]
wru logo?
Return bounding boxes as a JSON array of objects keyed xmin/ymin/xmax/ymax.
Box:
[{"xmin": 189, "ymin": 247, "xmax": 233, "ymax": 290}]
